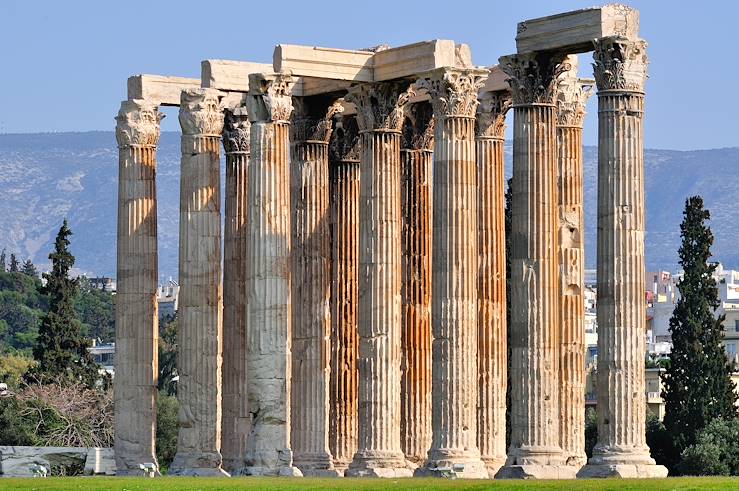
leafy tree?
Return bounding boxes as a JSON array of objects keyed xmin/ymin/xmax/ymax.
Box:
[
  {"xmin": 679, "ymin": 418, "xmax": 739, "ymax": 476},
  {"xmin": 21, "ymin": 259, "xmax": 38, "ymax": 278},
  {"xmin": 156, "ymin": 392, "xmax": 179, "ymax": 472},
  {"xmin": 662, "ymin": 196, "xmax": 738, "ymax": 467},
  {"xmin": 9, "ymin": 254, "xmax": 19, "ymax": 273},
  {"xmin": 158, "ymin": 314, "xmax": 178, "ymax": 396},
  {"xmin": 75, "ymin": 279, "xmax": 115, "ymax": 342},
  {"xmin": 28, "ymin": 220, "xmax": 99, "ymax": 388},
  {"xmin": 0, "ymin": 353, "xmax": 35, "ymax": 388}
]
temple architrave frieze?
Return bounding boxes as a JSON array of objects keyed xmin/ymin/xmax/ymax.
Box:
[{"xmin": 115, "ymin": 4, "xmax": 667, "ymax": 479}]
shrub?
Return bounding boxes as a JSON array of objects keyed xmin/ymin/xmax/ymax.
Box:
[
  {"xmin": 679, "ymin": 417, "xmax": 739, "ymax": 476},
  {"xmin": 156, "ymin": 392, "xmax": 179, "ymax": 472}
]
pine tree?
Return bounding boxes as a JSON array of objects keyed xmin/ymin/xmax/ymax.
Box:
[
  {"xmin": 9, "ymin": 253, "xmax": 19, "ymax": 273},
  {"xmin": 21, "ymin": 259, "xmax": 38, "ymax": 278},
  {"xmin": 662, "ymin": 196, "xmax": 738, "ymax": 460},
  {"xmin": 0, "ymin": 248, "xmax": 6, "ymax": 272},
  {"xmin": 28, "ymin": 220, "xmax": 99, "ymax": 388}
]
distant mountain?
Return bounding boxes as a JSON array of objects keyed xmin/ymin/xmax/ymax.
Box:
[{"xmin": 0, "ymin": 131, "xmax": 737, "ymax": 279}]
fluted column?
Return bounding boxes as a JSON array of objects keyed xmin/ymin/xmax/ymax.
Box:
[
  {"xmin": 243, "ymin": 73, "xmax": 302, "ymax": 477},
  {"xmin": 497, "ymin": 52, "xmax": 575, "ymax": 479},
  {"xmin": 114, "ymin": 99, "xmax": 163, "ymax": 475},
  {"xmin": 345, "ymin": 82, "xmax": 414, "ymax": 478},
  {"xmin": 221, "ymin": 107, "xmax": 251, "ymax": 475},
  {"xmin": 475, "ymin": 90, "xmax": 511, "ymax": 477},
  {"xmin": 555, "ymin": 58, "xmax": 592, "ymax": 468},
  {"xmin": 170, "ymin": 89, "xmax": 228, "ymax": 476},
  {"xmin": 290, "ymin": 98, "xmax": 343, "ymax": 476},
  {"xmin": 579, "ymin": 36, "xmax": 667, "ymax": 479},
  {"xmin": 415, "ymin": 68, "xmax": 488, "ymax": 479},
  {"xmin": 328, "ymin": 116, "xmax": 361, "ymax": 473},
  {"xmin": 399, "ymin": 103, "xmax": 434, "ymax": 466}
]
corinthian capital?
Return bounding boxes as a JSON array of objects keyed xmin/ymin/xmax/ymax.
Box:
[
  {"xmin": 329, "ymin": 115, "xmax": 361, "ymax": 163},
  {"xmin": 178, "ymin": 89, "xmax": 225, "ymax": 137},
  {"xmin": 291, "ymin": 98, "xmax": 344, "ymax": 143},
  {"xmin": 345, "ymin": 82, "xmax": 414, "ymax": 133},
  {"xmin": 115, "ymin": 99, "xmax": 163, "ymax": 148},
  {"xmin": 246, "ymin": 72, "xmax": 295, "ymax": 123},
  {"xmin": 222, "ymin": 107, "xmax": 251, "ymax": 155},
  {"xmin": 556, "ymin": 56, "xmax": 594, "ymax": 127},
  {"xmin": 476, "ymin": 91, "xmax": 511, "ymax": 138},
  {"xmin": 401, "ymin": 102, "xmax": 435, "ymax": 151},
  {"xmin": 592, "ymin": 36, "xmax": 648, "ymax": 93},
  {"xmin": 416, "ymin": 67, "xmax": 488, "ymax": 119},
  {"xmin": 499, "ymin": 51, "xmax": 570, "ymax": 105}
]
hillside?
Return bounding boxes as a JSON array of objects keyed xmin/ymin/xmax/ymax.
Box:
[{"xmin": 0, "ymin": 131, "xmax": 737, "ymax": 279}]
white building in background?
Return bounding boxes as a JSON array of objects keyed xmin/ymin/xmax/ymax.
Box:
[{"xmin": 157, "ymin": 278, "xmax": 179, "ymax": 320}]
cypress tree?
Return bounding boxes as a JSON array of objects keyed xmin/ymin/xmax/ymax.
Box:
[
  {"xmin": 29, "ymin": 220, "xmax": 98, "ymax": 388},
  {"xmin": 0, "ymin": 248, "xmax": 5, "ymax": 271},
  {"xmin": 662, "ymin": 196, "xmax": 738, "ymax": 459},
  {"xmin": 505, "ymin": 177, "xmax": 513, "ymax": 447},
  {"xmin": 9, "ymin": 253, "xmax": 19, "ymax": 273}
]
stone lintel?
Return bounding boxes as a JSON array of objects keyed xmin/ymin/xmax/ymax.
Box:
[
  {"xmin": 127, "ymin": 74, "xmax": 200, "ymax": 107},
  {"xmin": 516, "ymin": 4, "xmax": 640, "ymax": 54},
  {"xmin": 201, "ymin": 60, "xmax": 273, "ymax": 92},
  {"xmin": 373, "ymin": 40, "xmax": 472, "ymax": 81},
  {"xmin": 292, "ymin": 77, "xmax": 353, "ymax": 97},
  {"xmin": 480, "ymin": 65, "xmax": 509, "ymax": 93},
  {"xmin": 274, "ymin": 44, "xmax": 374, "ymax": 82}
]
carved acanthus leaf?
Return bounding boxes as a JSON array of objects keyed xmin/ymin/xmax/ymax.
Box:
[
  {"xmin": 401, "ymin": 102, "xmax": 435, "ymax": 150},
  {"xmin": 222, "ymin": 107, "xmax": 251, "ymax": 154},
  {"xmin": 592, "ymin": 36, "xmax": 648, "ymax": 92},
  {"xmin": 476, "ymin": 91, "xmax": 512, "ymax": 138},
  {"xmin": 178, "ymin": 89, "xmax": 225, "ymax": 137},
  {"xmin": 416, "ymin": 68, "xmax": 488, "ymax": 119},
  {"xmin": 329, "ymin": 115, "xmax": 361, "ymax": 163},
  {"xmin": 246, "ymin": 72, "xmax": 295, "ymax": 123},
  {"xmin": 555, "ymin": 57, "xmax": 595, "ymax": 127},
  {"xmin": 345, "ymin": 82, "xmax": 414, "ymax": 132},
  {"xmin": 115, "ymin": 99, "xmax": 163, "ymax": 148},
  {"xmin": 291, "ymin": 98, "xmax": 345, "ymax": 143},
  {"xmin": 499, "ymin": 52, "xmax": 570, "ymax": 105}
]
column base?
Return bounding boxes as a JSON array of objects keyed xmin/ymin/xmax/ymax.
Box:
[
  {"xmin": 495, "ymin": 464, "xmax": 579, "ymax": 480},
  {"xmin": 332, "ymin": 459, "xmax": 350, "ymax": 476},
  {"xmin": 167, "ymin": 467, "xmax": 230, "ymax": 477},
  {"xmin": 244, "ymin": 465, "xmax": 304, "ymax": 477},
  {"xmin": 563, "ymin": 454, "xmax": 588, "ymax": 467},
  {"xmin": 346, "ymin": 450, "xmax": 414, "ymax": 478},
  {"xmin": 415, "ymin": 461, "xmax": 488, "ymax": 479},
  {"xmin": 222, "ymin": 458, "xmax": 247, "ymax": 476},
  {"xmin": 481, "ymin": 456, "xmax": 506, "ymax": 478},
  {"xmin": 577, "ymin": 464, "xmax": 668, "ymax": 479},
  {"xmin": 169, "ymin": 451, "xmax": 228, "ymax": 477},
  {"xmin": 294, "ymin": 453, "xmax": 341, "ymax": 477}
]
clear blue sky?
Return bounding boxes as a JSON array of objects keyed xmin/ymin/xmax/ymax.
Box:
[{"xmin": 0, "ymin": 0, "xmax": 735, "ymax": 150}]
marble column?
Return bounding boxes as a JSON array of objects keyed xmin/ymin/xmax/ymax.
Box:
[
  {"xmin": 243, "ymin": 73, "xmax": 302, "ymax": 477},
  {"xmin": 170, "ymin": 89, "xmax": 228, "ymax": 476},
  {"xmin": 497, "ymin": 52, "xmax": 575, "ymax": 479},
  {"xmin": 328, "ymin": 115, "xmax": 361, "ymax": 474},
  {"xmin": 114, "ymin": 99, "xmax": 163, "ymax": 475},
  {"xmin": 555, "ymin": 58, "xmax": 592, "ymax": 468},
  {"xmin": 290, "ymin": 98, "xmax": 343, "ymax": 476},
  {"xmin": 415, "ymin": 68, "xmax": 488, "ymax": 479},
  {"xmin": 345, "ymin": 82, "xmax": 414, "ymax": 478},
  {"xmin": 399, "ymin": 103, "xmax": 434, "ymax": 466},
  {"xmin": 221, "ymin": 107, "xmax": 251, "ymax": 475},
  {"xmin": 475, "ymin": 90, "xmax": 511, "ymax": 477},
  {"xmin": 579, "ymin": 36, "xmax": 667, "ymax": 479}
]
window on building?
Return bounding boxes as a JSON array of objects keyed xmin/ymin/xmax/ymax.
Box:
[
  {"xmin": 727, "ymin": 343, "xmax": 737, "ymax": 358},
  {"xmin": 735, "ymin": 319, "xmax": 739, "ymax": 332}
]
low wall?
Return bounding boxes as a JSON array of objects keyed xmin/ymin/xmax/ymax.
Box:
[{"xmin": 0, "ymin": 446, "xmax": 115, "ymax": 477}]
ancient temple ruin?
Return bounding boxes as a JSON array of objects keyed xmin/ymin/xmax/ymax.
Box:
[{"xmin": 114, "ymin": 4, "xmax": 667, "ymax": 479}]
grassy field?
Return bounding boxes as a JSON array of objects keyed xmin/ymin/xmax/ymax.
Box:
[{"xmin": 0, "ymin": 477, "xmax": 737, "ymax": 491}]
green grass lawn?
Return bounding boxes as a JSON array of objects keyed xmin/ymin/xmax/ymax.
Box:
[{"xmin": 0, "ymin": 477, "xmax": 737, "ymax": 491}]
